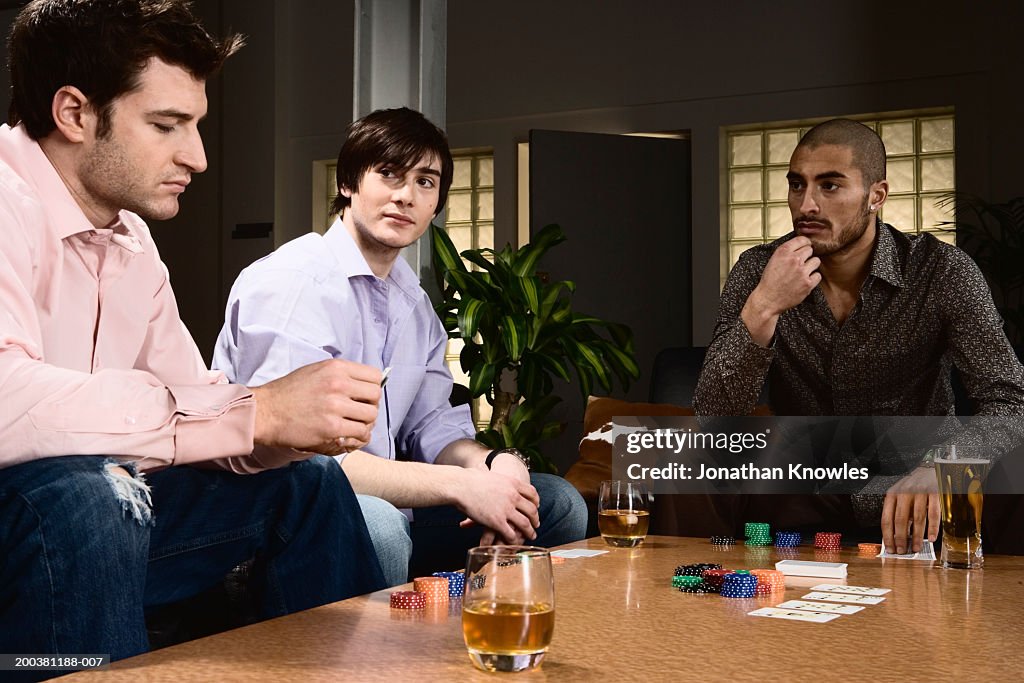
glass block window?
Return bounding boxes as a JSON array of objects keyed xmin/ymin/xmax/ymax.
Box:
[
  {"xmin": 725, "ymin": 113, "xmax": 956, "ymax": 271},
  {"xmin": 446, "ymin": 151, "xmax": 495, "ymax": 270},
  {"xmin": 446, "ymin": 150, "xmax": 495, "ymax": 430}
]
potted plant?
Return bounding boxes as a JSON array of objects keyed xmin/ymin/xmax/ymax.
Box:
[
  {"xmin": 938, "ymin": 193, "xmax": 1024, "ymax": 344},
  {"xmin": 431, "ymin": 223, "xmax": 640, "ymax": 473}
]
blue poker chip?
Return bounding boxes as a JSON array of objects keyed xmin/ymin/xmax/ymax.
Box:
[
  {"xmin": 774, "ymin": 531, "xmax": 802, "ymax": 547},
  {"xmin": 720, "ymin": 572, "xmax": 757, "ymax": 598},
  {"xmin": 433, "ymin": 571, "xmax": 466, "ymax": 597}
]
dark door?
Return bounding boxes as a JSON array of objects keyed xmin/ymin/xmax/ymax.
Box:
[{"xmin": 529, "ymin": 129, "xmax": 691, "ymax": 471}]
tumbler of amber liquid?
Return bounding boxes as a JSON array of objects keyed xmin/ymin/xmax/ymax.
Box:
[
  {"xmin": 462, "ymin": 546, "xmax": 555, "ymax": 673},
  {"xmin": 598, "ymin": 480, "xmax": 650, "ymax": 547}
]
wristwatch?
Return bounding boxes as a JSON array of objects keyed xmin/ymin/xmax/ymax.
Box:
[
  {"xmin": 485, "ymin": 447, "xmax": 531, "ymax": 471},
  {"xmin": 917, "ymin": 447, "xmax": 939, "ymax": 469}
]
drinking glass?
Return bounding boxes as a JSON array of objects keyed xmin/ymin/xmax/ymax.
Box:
[
  {"xmin": 598, "ymin": 480, "xmax": 650, "ymax": 547},
  {"xmin": 934, "ymin": 446, "xmax": 990, "ymax": 569},
  {"xmin": 462, "ymin": 546, "xmax": 555, "ymax": 672}
]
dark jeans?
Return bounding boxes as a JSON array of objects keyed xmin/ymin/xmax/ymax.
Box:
[{"xmin": 0, "ymin": 455, "xmax": 384, "ymax": 681}]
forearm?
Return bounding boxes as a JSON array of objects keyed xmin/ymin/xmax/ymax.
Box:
[
  {"xmin": 693, "ymin": 321, "xmax": 773, "ymax": 417},
  {"xmin": 340, "ymin": 449, "xmax": 465, "ymax": 507},
  {"xmin": 434, "ymin": 437, "xmax": 490, "ymax": 469}
]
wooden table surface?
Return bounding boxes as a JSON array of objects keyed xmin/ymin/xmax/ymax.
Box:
[{"xmin": 61, "ymin": 536, "xmax": 1024, "ymax": 682}]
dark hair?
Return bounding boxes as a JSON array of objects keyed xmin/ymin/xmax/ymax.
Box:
[
  {"xmin": 8, "ymin": 0, "xmax": 243, "ymax": 140},
  {"xmin": 796, "ymin": 118, "xmax": 887, "ymax": 186},
  {"xmin": 331, "ymin": 107, "xmax": 454, "ymax": 217}
]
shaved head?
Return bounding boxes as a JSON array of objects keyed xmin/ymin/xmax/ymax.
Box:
[{"xmin": 796, "ymin": 119, "xmax": 886, "ymax": 187}]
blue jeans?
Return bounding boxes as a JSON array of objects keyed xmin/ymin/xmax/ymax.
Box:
[
  {"xmin": 360, "ymin": 473, "xmax": 588, "ymax": 583},
  {"xmin": 0, "ymin": 455, "xmax": 385, "ymax": 680}
]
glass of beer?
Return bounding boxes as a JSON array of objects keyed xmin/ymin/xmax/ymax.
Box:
[
  {"xmin": 597, "ymin": 480, "xmax": 649, "ymax": 547},
  {"xmin": 462, "ymin": 546, "xmax": 555, "ymax": 672},
  {"xmin": 934, "ymin": 446, "xmax": 990, "ymax": 569}
]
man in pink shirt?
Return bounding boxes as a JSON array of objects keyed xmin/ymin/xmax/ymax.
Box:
[{"xmin": 0, "ymin": 1, "xmax": 385, "ymax": 674}]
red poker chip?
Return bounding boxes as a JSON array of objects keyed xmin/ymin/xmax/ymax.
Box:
[
  {"xmin": 814, "ymin": 532, "xmax": 842, "ymax": 550},
  {"xmin": 390, "ymin": 591, "xmax": 426, "ymax": 609}
]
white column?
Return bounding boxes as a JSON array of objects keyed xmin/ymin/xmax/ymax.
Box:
[{"xmin": 353, "ymin": 0, "xmax": 446, "ymax": 288}]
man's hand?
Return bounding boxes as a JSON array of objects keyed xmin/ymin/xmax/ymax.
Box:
[
  {"xmin": 742, "ymin": 236, "xmax": 821, "ymax": 346},
  {"xmin": 455, "ymin": 468, "xmax": 540, "ymax": 545},
  {"xmin": 250, "ymin": 359, "xmax": 381, "ymax": 453},
  {"xmin": 881, "ymin": 467, "xmax": 940, "ymax": 554}
]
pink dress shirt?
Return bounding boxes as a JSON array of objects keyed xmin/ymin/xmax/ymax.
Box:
[{"xmin": 0, "ymin": 124, "xmax": 288, "ymax": 473}]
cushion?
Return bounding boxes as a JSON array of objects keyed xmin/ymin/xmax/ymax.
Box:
[{"xmin": 564, "ymin": 396, "xmax": 693, "ymax": 501}]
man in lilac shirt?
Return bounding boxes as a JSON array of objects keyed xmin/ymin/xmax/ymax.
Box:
[
  {"xmin": 0, "ymin": 1, "xmax": 384, "ymax": 673},
  {"xmin": 214, "ymin": 108, "xmax": 587, "ymax": 585}
]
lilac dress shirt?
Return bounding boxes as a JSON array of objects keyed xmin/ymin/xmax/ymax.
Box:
[{"xmin": 213, "ymin": 219, "xmax": 475, "ymax": 464}]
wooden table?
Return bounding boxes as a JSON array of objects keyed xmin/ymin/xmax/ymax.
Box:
[{"xmin": 61, "ymin": 536, "xmax": 1024, "ymax": 681}]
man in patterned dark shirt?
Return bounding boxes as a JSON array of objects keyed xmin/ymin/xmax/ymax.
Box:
[{"xmin": 695, "ymin": 118, "xmax": 1024, "ymax": 554}]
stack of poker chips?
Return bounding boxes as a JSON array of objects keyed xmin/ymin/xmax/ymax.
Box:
[
  {"xmin": 720, "ymin": 571, "xmax": 758, "ymax": 598},
  {"xmin": 702, "ymin": 569, "xmax": 731, "ymax": 593},
  {"xmin": 710, "ymin": 535, "xmax": 736, "ymax": 546},
  {"xmin": 432, "ymin": 571, "xmax": 466, "ymax": 597},
  {"xmin": 744, "ymin": 522, "xmax": 772, "ymax": 546},
  {"xmin": 677, "ymin": 578, "xmax": 715, "ymax": 594},
  {"xmin": 750, "ymin": 569, "xmax": 786, "ymax": 595},
  {"xmin": 814, "ymin": 532, "xmax": 842, "ymax": 551},
  {"xmin": 390, "ymin": 591, "xmax": 426, "ymax": 609},
  {"xmin": 413, "ymin": 576, "xmax": 450, "ymax": 605},
  {"xmin": 674, "ymin": 562, "xmax": 722, "ymax": 577},
  {"xmin": 774, "ymin": 531, "xmax": 802, "ymax": 547},
  {"xmin": 858, "ymin": 543, "xmax": 882, "ymax": 556}
]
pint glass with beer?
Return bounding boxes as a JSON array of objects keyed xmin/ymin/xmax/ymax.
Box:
[
  {"xmin": 934, "ymin": 446, "xmax": 990, "ymax": 569},
  {"xmin": 462, "ymin": 546, "xmax": 555, "ymax": 672}
]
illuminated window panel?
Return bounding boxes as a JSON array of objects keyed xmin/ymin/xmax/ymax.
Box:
[{"xmin": 724, "ymin": 114, "xmax": 956, "ymax": 281}]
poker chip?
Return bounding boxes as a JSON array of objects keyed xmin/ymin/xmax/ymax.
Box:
[
  {"xmin": 774, "ymin": 531, "xmax": 802, "ymax": 547},
  {"xmin": 858, "ymin": 543, "xmax": 882, "ymax": 556},
  {"xmin": 750, "ymin": 569, "xmax": 786, "ymax": 594},
  {"xmin": 678, "ymin": 584, "xmax": 716, "ymax": 594},
  {"xmin": 432, "ymin": 571, "xmax": 466, "ymax": 597},
  {"xmin": 675, "ymin": 563, "xmax": 722, "ymax": 577},
  {"xmin": 413, "ymin": 576, "xmax": 449, "ymax": 605},
  {"xmin": 390, "ymin": 590, "xmax": 426, "ymax": 609},
  {"xmin": 745, "ymin": 522, "xmax": 772, "ymax": 546},
  {"xmin": 702, "ymin": 569, "xmax": 731, "ymax": 591},
  {"xmin": 720, "ymin": 572, "xmax": 758, "ymax": 598},
  {"xmin": 814, "ymin": 532, "xmax": 842, "ymax": 551},
  {"xmin": 710, "ymin": 535, "xmax": 736, "ymax": 546}
]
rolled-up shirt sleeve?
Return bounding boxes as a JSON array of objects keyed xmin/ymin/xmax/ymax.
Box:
[{"xmin": 394, "ymin": 317, "xmax": 476, "ymax": 464}]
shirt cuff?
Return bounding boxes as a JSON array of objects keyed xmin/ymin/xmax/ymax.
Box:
[
  {"xmin": 408, "ymin": 404, "xmax": 477, "ymax": 464},
  {"xmin": 170, "ymin": 384, "xmax": 257, "ymax": 465}
]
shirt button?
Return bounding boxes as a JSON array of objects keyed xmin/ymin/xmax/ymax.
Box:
[{"xmin": 124, "ymin": 415, "xmax": 137, "ymax": 425}]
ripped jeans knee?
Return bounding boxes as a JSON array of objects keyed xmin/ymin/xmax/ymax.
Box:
[{"xmin": 102, "ymin": 459, "xmax": 154, "ymax": 527}]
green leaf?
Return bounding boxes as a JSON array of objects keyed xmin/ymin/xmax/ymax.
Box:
[
  {"xmin": 500, "ymin": 315, "xmax": 527, "ymax": 361},
  {"xmin": 430, "ymin": 224, "xmax": 468, "ymax": 274},
  {"xmin": 469, "ymin": 362, "xmax": 497, "ymax": 398},
  {"xmin": 446, "ymin": 269, "xmax": 496, "ymax": 302},
  {"xmin": 512, "ymin": 224, "xmax": 567, "ymax": 277},
  {"xmin": 461, "ymin": 250, "xmax": 498, "ymax": 274},
  {"xmin": 457, "ymin": 298, "xmax": 488, "ymax": 339},
  {"xmin": 510, "ymin": 276, "xmax": 542, "ymax": 315}
]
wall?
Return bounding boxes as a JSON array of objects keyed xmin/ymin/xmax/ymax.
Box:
[{"xmin": 446, "ymin": 0, "xmax": 1024, "ymax": 348}]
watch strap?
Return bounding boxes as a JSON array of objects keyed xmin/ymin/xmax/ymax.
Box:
[{"xmin": 485, "ymin": 448, "xmax": 530, "ymax": 471}]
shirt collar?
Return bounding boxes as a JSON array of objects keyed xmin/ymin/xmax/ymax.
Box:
[
  {"xmin": 0, "ymin": 124, "xmax": 146, "ymax": 249},
  {"xmin": 322, "ymin": 217, "xmax": 421, "ymax": 296},
  {"xmin": 869, "ymin": 218, "xmax": 904, "ymax": 288}
]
